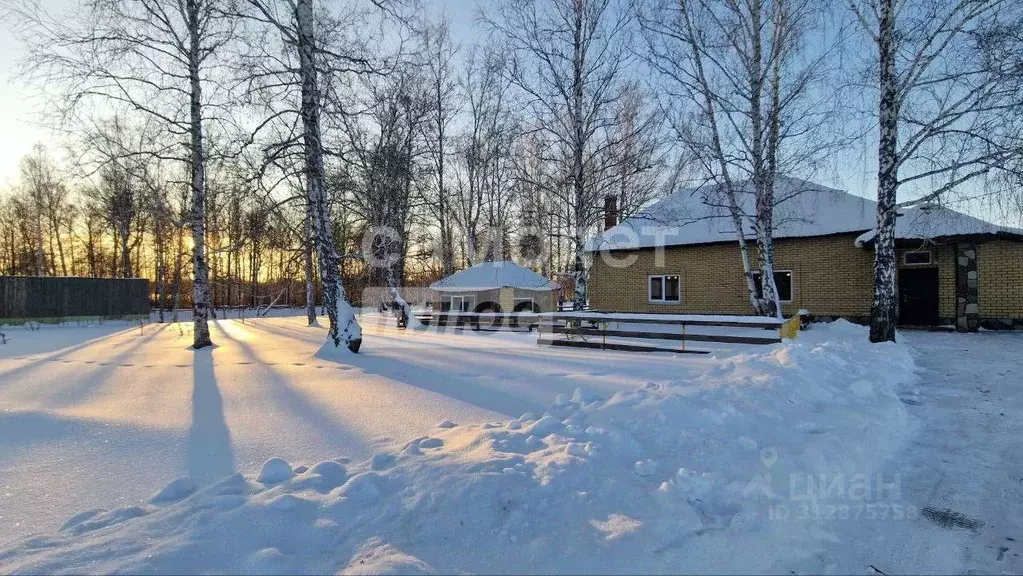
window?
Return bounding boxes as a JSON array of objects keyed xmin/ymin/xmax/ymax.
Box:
[
  {"xmin": 903, "ymin": 250, "xmax": 933, "ymax": 266},
  {"xmin": 752, "ymin": 270, "xmax": 793, "ymax": 303},
  {"xmin": 649, "ymin": 275, "xmax": 681, "ymax": 304},
  {"xmin": 446, "ymin": 295, "xmax": 474, "ymax": 312},
  {"xmin": 513, "ymin": 297, "xmax": 536, "ymax": 312}
]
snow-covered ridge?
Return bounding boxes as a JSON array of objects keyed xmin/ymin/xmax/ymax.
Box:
[{"xmin": 0, "ymin": 321, "xmax": 916, "ymax": 574}]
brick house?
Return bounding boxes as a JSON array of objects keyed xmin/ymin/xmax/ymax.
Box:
[
  {"xmin": 586, "ymin": 178, "xmax": 1023, "ymax": 330},
  {"xmin": 429, "ymin": 261, "xmax": 560, "ymax": 313}
]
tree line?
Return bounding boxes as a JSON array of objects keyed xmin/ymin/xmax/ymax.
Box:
[{"xmin": 2, "ymin": 0, "xmax": 1022, "ymax": 349}]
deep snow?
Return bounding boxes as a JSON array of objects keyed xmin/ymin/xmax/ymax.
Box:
[
  {"xmin": 0, "ymin": 312, "xmax": 756, "ymax": 545},
  {"xmin": 0, "ymin": 316, "xmax": 934, "ymax": 574}
]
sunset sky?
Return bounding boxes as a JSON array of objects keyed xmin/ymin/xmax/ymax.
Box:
[{"xmin": 0, "ymin": 0, "xmax": 479, "ymax": 186}]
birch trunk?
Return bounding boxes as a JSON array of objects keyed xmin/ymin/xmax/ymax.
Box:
[
  {"xmin": 570, "ymin": 3, "xmax": 587, "ymax": 311},
  {"xmin": 120, "ymin": 229, "xmax": 131, "ymax": 278},
  {"xmin": 304, "ymin": 199, "xmax": 317, "ymax": 326},
  {"xmin": 760, "ymin": 3, "xmax": 785, "ymax": 320},
  {"xmin": 869, "ymin": 0, "xmax": 899, "ymax": 343},
  {"xmin": 171, "ymin": 226, "xmax": 184, "ymax": 323},
  {"xmin": 466, "ymin": 229, "xmax": 478, "ymax": 266},
  {"xmin": 155, "ymin": 223, "xmax": 166, "ymax": 323},
  {"xmin": 33, "ymin": 217, "xmax": 45, "ymax": 276},
  {"xmin": 748, "ymin": 1, "xmax": 782, "ymax": 319},
  {"xmin": 295, "ymin": 0, "xmax": 361, "ymax": 352},
  {"xmin": 387, "ymin": 267, "xmax": 420, "ymax": 329},
  {"xmin": 48, "ymin": 212, "xmax": 67, "ymax": 276},
  {"xmin": 434, "ymin": 81, "xmax": 454, "ymax": 276},
  {"xmin": 187, "ymin": 0, "xmax": 213, "ymax": 349}
]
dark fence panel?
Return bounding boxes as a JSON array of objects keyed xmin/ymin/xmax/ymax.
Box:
[{"xmin": 0, "ymin": 276, "xmax": 150, "ymax": 322}]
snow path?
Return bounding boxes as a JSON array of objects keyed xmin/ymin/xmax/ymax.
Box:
[
  {"xmin": 802, "ymin": 329, "xmax": 1023, "ymax": 574},
  {"xmin": 0, "ymin": 314, "xmax": 722, "ymax": 543}
]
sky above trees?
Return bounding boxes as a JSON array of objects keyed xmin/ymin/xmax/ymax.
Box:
[
  {"xmin": 0, "ymin": 0, "xmax": 475, "ymax": 186},
  {"xmin": 0, "ymin": 0, "xmax": 1018, "ymax": 228}
]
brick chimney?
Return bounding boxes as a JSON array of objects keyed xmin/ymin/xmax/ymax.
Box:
[{"xmin": 603, "ymin": 195, "xmax": 618, "ymax": 231}]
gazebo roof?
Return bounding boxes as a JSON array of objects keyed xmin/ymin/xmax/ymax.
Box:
[{"xmin": 430, "ymin": 261, "xmax": 559, "ymax": 292}]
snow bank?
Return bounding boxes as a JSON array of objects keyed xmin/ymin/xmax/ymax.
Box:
[{"xmin": 0, "ymin": 321, "xmax": 916, "ymax": 574}]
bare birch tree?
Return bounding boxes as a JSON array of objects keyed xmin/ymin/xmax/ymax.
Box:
[
  {"xmin": 483, "ymin": 0, "xmax": 634, "ymax": 310},
  {"xmin": 849, "ymin": 0, "xmax": 1023, "ymax": 342},
  {"xmin": 339, "ymin": 63, "xmax": 428, "ymax": 326},
  {"xmin": 12, "ymin": 0, "xmax": 236, "ymax": 348},
  {"xmin": 451, "ymin": 44, "xmax": 517, "ymax": 266},
  {"xmin": 235, "ymin": 0, "xmax": 395, "ymax": 351},
  {"xmin": 418, "ymin": 17, "xmax": 459, "ymax": 276},
  {"xmin": 639, "ymin": 0, "xmax": 837, "ymax": 317},
  {"xmin": 16, "ymin": 144, "xmax": 63, "ymax": 276}
]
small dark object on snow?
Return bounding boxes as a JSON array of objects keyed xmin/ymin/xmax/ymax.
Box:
[{"xmin": 921, "ymin": 506, "xmax": 984, "ymax": 531}]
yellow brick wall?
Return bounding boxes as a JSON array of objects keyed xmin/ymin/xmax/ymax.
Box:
[
  {"xmin": 978, "ymin": 240, "xmax": 1023, "ymax": 318},
  {"xmin": 591, "ymin": 235, "xmax": 1023, "ymax": 321},
  {"xmin": 589, "ymin": 233, "xmax": 877, "ymax": 318}
]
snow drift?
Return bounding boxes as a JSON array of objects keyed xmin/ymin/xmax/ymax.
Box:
[{"xmin": 0, "ymin": 321, "xmax": 916, "ymax": 574}]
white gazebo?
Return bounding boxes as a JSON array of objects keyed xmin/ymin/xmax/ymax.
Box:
[{"xmin": 429, "ymin": 261, "xmax": 560, "ymax": 313}]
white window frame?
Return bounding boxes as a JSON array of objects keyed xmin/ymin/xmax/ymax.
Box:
[
  {"xmin": 448, "ymin": 295, "xmax": 475, "ymax": 312},
  {"xmin": 513, "ymin": 297, "xmax": 535, "ymax": 311},
  {"xmin": 648, "ymin": 274, "xmax": 682, "ymax": 304},
  {"xmin": 903, "ymin": 250, "xmax": 933, "ymax": 266},
  {"xmin": 752, "ymin": 270, "xmax": 794, "ymax": 303}
]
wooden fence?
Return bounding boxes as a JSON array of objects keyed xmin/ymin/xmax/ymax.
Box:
[{"xmin": 0, "ymin": 276, "xmax": 150, "ymax": 324}]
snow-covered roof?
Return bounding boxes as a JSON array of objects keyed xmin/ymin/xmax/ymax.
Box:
[
  {"xmin": 430, "ymin": 261, "xmax": 559, "ymax": 292},
  {"xmin": 585, "ymin": 176, "xmax": 1023, "ymax": 251},
  {"xmin": 854, "ymin": 203, "xmax": 1023, "ymax": 246}
]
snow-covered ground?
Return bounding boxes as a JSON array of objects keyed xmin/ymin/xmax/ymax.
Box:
[
  {"xmin": 0, "ymin": 312, "xmax": 762, "ymax": 545},
  {"xmin": 808, "ymin": 329, "xmax": 1023, "ymax": 575},
  {"xmin": 0, "ymin": 314, "xmax": 1018, "ymax": 573}
]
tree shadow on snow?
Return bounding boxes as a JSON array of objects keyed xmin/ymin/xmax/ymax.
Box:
[
  {"xmin": 343, "ymin": 352, "xmax": 545, "ymax": 419},
  {"xmin": 210, "ymin": 320, "xmax": 377, "ymax": 461},
  {"xmin": 38, "ymin": 324, "xmax": 171, "ymax": 408},
  {"xmin": 0, "ymin": 326, "xmax": 149, "ymax": 387},
  {"xmin": 188, "ymin": 349, "xmax": 236, "ymax": 485},
  {"xmin": 239, "ymin": 318, "xmax": 325, "ymax": 346},
  {"xmin": 237, "ymin": 319, "xmax": 548, "ymax": 418}
]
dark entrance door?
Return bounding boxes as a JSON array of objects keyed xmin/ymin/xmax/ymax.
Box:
[{"xmin": 899, "ymin": 268, "xmax": 940, "ymax": 326}]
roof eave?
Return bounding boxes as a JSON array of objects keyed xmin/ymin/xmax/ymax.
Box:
[{"xmin": 855, "ymin": 230, "xmax": 1023, "ymax": 249}]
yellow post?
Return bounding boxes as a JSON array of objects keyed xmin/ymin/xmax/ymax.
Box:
[{"xmin": 779, "ymin": 316, "xmax": 801, "ymax": 340}]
